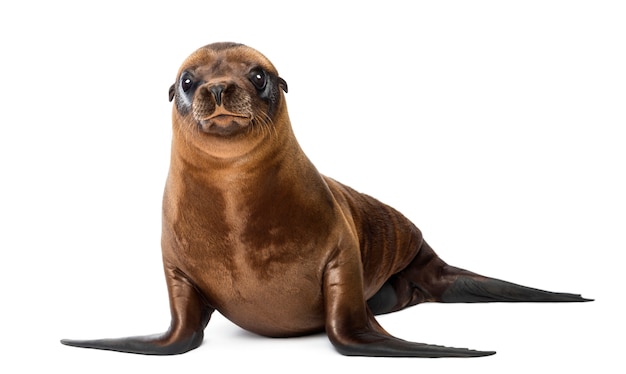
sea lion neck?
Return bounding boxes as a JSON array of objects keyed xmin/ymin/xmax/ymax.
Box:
[{"xmin": 169, "ymin": 117, "xmax": 312, "ymax": 191}]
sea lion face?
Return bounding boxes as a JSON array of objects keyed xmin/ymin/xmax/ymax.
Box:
[{"xmin": 169, "ymin": 42, "xmax": 288, "ymax": 141}]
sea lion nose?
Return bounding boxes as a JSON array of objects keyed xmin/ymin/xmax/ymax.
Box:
[{"xmin": 209, "ymin": 84, "xmax": 225, "ymax": 106}]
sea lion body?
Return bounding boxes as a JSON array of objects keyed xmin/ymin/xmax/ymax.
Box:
[
  {"xmin": 163, "ymin": 167, "xmax": 419, "ymax": 337},
  {"xmin": 62, "ymin": 42, "xmax": 590, "ymax": 357}
]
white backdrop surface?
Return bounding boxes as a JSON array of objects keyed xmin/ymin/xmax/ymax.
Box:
[{"xmin": 0, "ymin": 1, "xmax": 623, "ymax": 373}]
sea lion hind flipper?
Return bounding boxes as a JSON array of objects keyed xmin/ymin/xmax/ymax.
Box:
[
  {"xmin": 440, "ymin": 275, "xmax": 593, "ymax": 303},
  {"xmin": 390, "ymin": 240, "xmax": 592, "ymax": 306}
]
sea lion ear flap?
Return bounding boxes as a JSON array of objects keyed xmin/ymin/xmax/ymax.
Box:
[
  {"xmin": 168, "ymin": 84, "xmax": 175, "ymax": 102},
  {"xmin": 278, "ymin": 77, "xmax": 288, "ymax": 93}
]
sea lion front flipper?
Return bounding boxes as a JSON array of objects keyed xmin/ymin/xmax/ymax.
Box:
[
  {"xmin": 323, "ymin": 244, "xmax": 495, "ymax": 358},
  {"xmin": 61, "ymin": 266, "xmax": 213, "ymax": 355},
  {"xmin": 329, "ymin": 308, "xmax": 496, "ymax": 358}
]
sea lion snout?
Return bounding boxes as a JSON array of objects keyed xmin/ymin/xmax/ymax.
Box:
[{"xmin": 192, "ymin": 81, "xmax": 253, "ymax": 136}]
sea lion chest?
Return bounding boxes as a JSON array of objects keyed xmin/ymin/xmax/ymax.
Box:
[{"xmin": 161, "ymin": 168, "xmax": 338, "ymax": 336}]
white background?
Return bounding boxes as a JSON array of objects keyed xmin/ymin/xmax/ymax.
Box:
[{"xmin": 1, "ymin": 1, "xmax": 624, "ymax": 372}]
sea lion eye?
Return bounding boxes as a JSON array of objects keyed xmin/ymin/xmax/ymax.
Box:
[
  {"xmin": 249, "ymin": 69, "xmax": 267, "ymax": 90},
  {"xmin": 181, "ymin": 73, "xmax": 194, "ymax": 93}
]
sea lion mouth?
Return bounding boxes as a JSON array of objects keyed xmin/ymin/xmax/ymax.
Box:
[
  {"xmin": 198, "ymin": 113, "xmax": 251, "ymax": 136},
  {"xmin": 206, "ymin": 112, "xmax": 249, "ymax": 121}
]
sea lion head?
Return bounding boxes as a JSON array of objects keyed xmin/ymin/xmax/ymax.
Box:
[{"xmin": 169, "ymin": 42, "xmax": 288, "ymax": 156}]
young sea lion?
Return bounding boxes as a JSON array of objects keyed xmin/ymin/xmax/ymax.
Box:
[{"xmin": 62, "ymin": 42, "xmax": 590, "ymax": 357}]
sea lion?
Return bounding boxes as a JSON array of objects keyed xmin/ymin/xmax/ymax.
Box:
[{"xmin": 61, "ymin": 42, "xmax": 591, "ymax": 357}]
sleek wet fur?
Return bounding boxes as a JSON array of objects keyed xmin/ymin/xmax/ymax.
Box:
[{"xmin": 61, "ymin": 42, "xmax": 591, "ymax": 357}]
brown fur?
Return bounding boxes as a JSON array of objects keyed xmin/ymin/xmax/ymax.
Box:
[{"xmin": 61, "ymin": 43, "xmax": 589, "ymax": 357}]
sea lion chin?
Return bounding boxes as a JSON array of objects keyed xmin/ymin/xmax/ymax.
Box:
[{"xmin": 61, "ymin": 42, "xmax": 591, "ymax": 357}]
